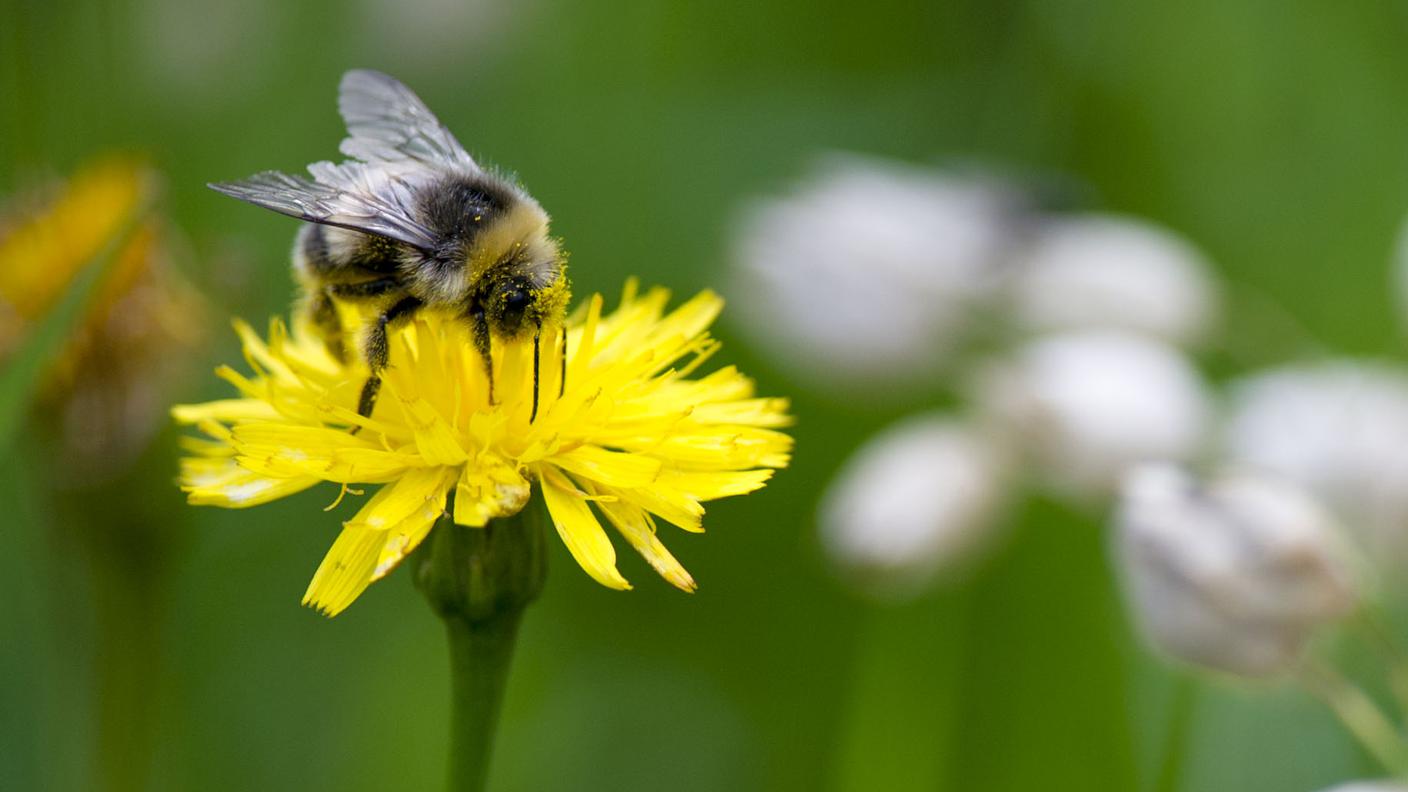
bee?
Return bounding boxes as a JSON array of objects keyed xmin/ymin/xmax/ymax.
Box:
[{"xmin": 210, "ymin": 69, "xmax": 569, "ymax": 422}]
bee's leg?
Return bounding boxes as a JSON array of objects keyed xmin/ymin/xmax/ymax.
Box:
[
  {"xmin": 354, "ymin": 378, "xmax": 382, "ymax": 429},
  {"xmin": 355, "ymin": 295, "xmax": 423, "ymax": 424},
  {"xmin": 307, "ymin": 289, "xmax": 347, "ymax": 364},
  {"xmin": 328, "ymin": 277, "xmax": 401, "ymax": 300},
  {"xmin": 316, "ymin": 279, "xmax": 402, "ymax": 367},
  {"xmin": 530, "ymin": 322, "xmax": 542, "ymax": 423},
  {"xmin": 471, "ymin": 305, "xmax": 495, "ymax": 405}
]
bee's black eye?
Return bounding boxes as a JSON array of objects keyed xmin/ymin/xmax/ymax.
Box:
[{"xmin": 501, "ymin": 286, "xmax": 531, "ymax": 324}]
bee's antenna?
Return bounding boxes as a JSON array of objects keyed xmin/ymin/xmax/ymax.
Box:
[
  {"xmin": 472, "ymin": 307, "xmax": 495, "ymax": 406},
  {"xmin": 529, "ymin": 322, "xmax": 542, "ymax": 424}
]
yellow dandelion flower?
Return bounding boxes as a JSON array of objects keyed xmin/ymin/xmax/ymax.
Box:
[{"xmin": 174, "ymin": 280, "xmax": 792, "ymax": 616}]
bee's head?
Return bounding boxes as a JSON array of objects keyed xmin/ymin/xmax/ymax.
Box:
[{"xmin": 480, "ymin": 249, "xmax": 569, "ymax": 339}]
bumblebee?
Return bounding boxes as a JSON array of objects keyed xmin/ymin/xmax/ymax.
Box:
[{"xmin": 211, "ymin": 69, "xmax": 569, "ymax": 421}]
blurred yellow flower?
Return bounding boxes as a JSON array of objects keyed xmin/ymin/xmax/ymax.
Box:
[
  {"xmin": 174, "ymin": 282, "xmax": 792, "ymax": 616},
  {"xmin": 0, "ymin": 157, "xmax": 205, "ymax": 480},
  {"xmin": 0, "ymin": 159, "xmax": 145, "ymax": 324}
]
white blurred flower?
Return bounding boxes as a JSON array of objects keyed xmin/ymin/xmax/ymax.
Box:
[
  {"xmin": 1224, "ymin": 362, "xmax": 1408, "ymax": 562},
  {"xmin": 820, "ymin": 414, "xmax": 1009, "ymax": 598},
  {"xmin": 972, "ymin": 331, "xmax": 1212, "ymax": 497},
  {"xmin": 729, "ymin": 153, "xmax": 1021, "ymax": 395},
  {"xmin": 1319, "ymin": 783, "xmax": 1408, "ymax": 792},
  {"xmin": 1007, "ymin": 214, "xmax": 1219, "ymax": 346},
  {"xmin": 1115, "ymin": 464, "xmax": 1359, "ymax": 677}
]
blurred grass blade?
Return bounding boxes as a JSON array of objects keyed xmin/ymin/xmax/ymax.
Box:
[
  {"xmin": 0, "ymin": 203, "xmax": 147, "ymax": 454},
  {"xmin": 1153, "ymin": 676, "xmax": 1197, "ymax": 792},
  {"xmin": 948, "ymin": 499, "xmax": 1141, "ymax": 792},
  {"xmin": 834, "ymin": 590, "xmax": 971, "ymax": 792}
]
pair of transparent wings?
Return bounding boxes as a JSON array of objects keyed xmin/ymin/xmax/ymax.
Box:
[{"xmin": 210, "ymin": 70, "xmax": 479, "ymax": 249}]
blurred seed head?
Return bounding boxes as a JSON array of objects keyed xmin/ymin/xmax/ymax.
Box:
[
  {"xmin": 1006, "ymin": 214, "xmax": 1219, "ymax": 346},
  {"xmin": 819, "ymin": 414, "xmax": 1009, "ymax": 599},
  {"xmin": 0, "ymin": 158, "xmax": 206, "ymax": 485},
  {"xmin": 1223, "ymin": 361, "xmax": 1408, "ymax": 565},
  {"xmin": 1115, "ymin": 464, "xmax": 1359, "ymax": 678},
  {"xmin": 971, "ymin": 331, "xmax": 1212, "ymax": 498},
  {"xmin": 1319, "ymin": 783, "xmax": 1408, "ymax": 792},
  {"xmin": 728, "ymin": 153, "xmax": 1024, "ymax": 397}
]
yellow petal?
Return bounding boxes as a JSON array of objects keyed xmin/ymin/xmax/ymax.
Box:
[
  {"xmin": 691, "ymin": 397, "xmax": 794, "ymax": 428},
  {"xmin": 453, "ymin": 461, "xmax": 531, "ymax": 527},
  {"xmin": 616, "ymin": 485, "xmax": 704, "ymax": 533},
  {"xmin": 171, "ymin": 398, "xmax": 281, "ymax": 424},
  {"xmin": 539, "ymin": 467, "xmax": 631, "ymax": 590},
  {"xmin": 654, "ymin": 290, "xmax": 723, "ymax": 344},
  {"xmin": 398, "ymin": 397, "xmax": 468, "ymax": 465},
  {"xmin": 346, "ymin": 466, "xmax": 453, "ymax": 530},
  {"xmin": 656, "ymin": 468, "xmax": 775, "ymax": 501},
  {"xmin": 180, "ymin": 457, "xmax": 319, "ymax": 507},
  {"xmin": 302, "ymin": 523, "xmax": 385, "ymax": 617},
  {"xmin": 567, "ymin": 294, "xmax": 605, "ymax": 384},
  {"xmin": 235, "ymin": 318, "xmax": 300, "ymax": 383},
  {"xmin": 553, "ymin": 445, "xmax": 661, "ymax": 489},
  {"xmin": 230, "ymin": 423, "xmax": 419, "ymax": 482},
  {"xmin": 677, "ymin": 365, "xmax": 756, "ymax": 402},
  {"xmin": 608, "ymin": 427, "xmax": 793, "ymax": 470},
  {"xmin": 302, "ymin": 468, "xmax": 453, "ymax": 615},
  {"xmin": 178, "ymin": 435, "xmax": 236, "ymax": 456},
  {"xmin": 370, "ymin": 477, "xmax": 454, "ymax": 582},
  {"xmin": 610, "ymin": 470, "xmax": 775, "ymax": 533},
  {"xmin": 594, "ymin": 489, "xmax": 696, "ymax": 592}
]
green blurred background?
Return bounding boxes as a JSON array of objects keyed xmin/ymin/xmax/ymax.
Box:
[{"xmin": 4, "ymin": 1, "xmax": 1408, "ymax": 790}]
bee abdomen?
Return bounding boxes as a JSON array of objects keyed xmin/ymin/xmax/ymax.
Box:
[{"xmin": 294, "ymin": 224, "xmax": 402, "ymax": 284}]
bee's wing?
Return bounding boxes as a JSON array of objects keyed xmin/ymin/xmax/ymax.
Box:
[
  {"xmin": 209, "ymin": 163, "xmax": 439, "ymax": 249},
  {"xmin": 337, "ymin": 69, "xmax": 481, "ymax": 175}
]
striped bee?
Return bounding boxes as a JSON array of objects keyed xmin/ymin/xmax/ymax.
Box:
[{"xmin": 211, "ymin": 69, "xmax": 569, "ymax": 420}]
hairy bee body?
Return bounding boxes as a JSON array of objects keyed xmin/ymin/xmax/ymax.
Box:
[
  {"xmin": 290, "ymin": 172, "xmax": 567, "ymax": 341},
  {"xmin": 212, "ymin": 70, "xmax": 570, "ymax": 420}
]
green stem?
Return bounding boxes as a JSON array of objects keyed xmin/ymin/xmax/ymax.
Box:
[
  {"xmin": 52, "ymin": 457, "xmax": 183, "ymax": 792},
  {"xmin": 88, "ymin": 528, "xmax": 168, "ymax": 792},
  {"xmin": 414, "ymin": 498, "xmax": 548, "ymax": 792},
  {"xmin": 1300, "ymin": 661, "xmax": 1408, "ymax": 779},
  {"xmin": 1353, "ymin": 610, "xmax": 1408, "ymax": 720},
  {"xmin": 443, "ymin": 610, "xmax": 522, "ymax": 791},
  {"xmin": 1153, "ymin": 677, "xmax": 1196, "ymax": 792}
]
